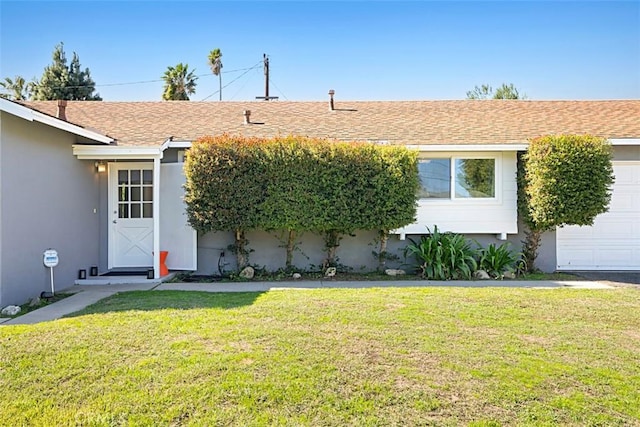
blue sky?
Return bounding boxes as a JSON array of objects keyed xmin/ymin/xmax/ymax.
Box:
[{"xmin": 1, "ymin": 1, "xmax": 638, "ymax": 101}]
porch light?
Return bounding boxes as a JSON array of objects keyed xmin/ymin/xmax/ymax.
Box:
[{"xmin": 95, "ymin": 161, "xmax": 107, "ymax": 173}]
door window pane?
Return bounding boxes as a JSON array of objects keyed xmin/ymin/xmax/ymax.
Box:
[
  {"xmin": 118, "ymin": 186, "xmax": 128, "ymax": 202},
  {"xmin": 118, "ymin": 170, "xmax": 128, "ymax": 185},
  {"xmin": 118, "ymin": 203, "xmax": 129, "ymax": 218},
  {"xmin": 131, "ymin": 187, "xmax": 141, "ymax": 202},
  {"xmin": 143, "ymin": 170, "xmax": 153, "ymax": 185},
  {"xmin": 418, "ymin": 159, "xmax": 451, "ymax": 198},
  {"xmin": 455, "ymin": 159, "xmax": 495, "ymax": 198},
  {"xmin": 143, "ymin": 187, "xmax": 153, "ymax": 201},
  {"xmin": 143, "ymin": 203, "xmax": 153, "ymax": 218},
  {"xmin": 131, "ymin": 170, "xmax": 141, "ymax": 185},
  {"xmin": 131, "ymin": 203, "xmax": 141, "ymax": 218}
]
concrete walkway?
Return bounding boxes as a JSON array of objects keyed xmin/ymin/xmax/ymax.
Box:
[
  {"xmin": 2, "ymin": 283, "xmax": 157, "ymax": 325},
  {"xmin": 1, "ymin": 279, "xmax": 614, "ymax": 325}
]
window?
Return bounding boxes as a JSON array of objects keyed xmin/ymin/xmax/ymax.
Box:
[
  {"xmin": 418, "ymin": 157, "xmax": 496, "ymax": 199},
  {"xmin": 418, "ymin": 159, "xmax": 450, "ymax": 198},
  {"xmin": 118, "ymin": 168, "xmax": 153, "ymax": 218}
]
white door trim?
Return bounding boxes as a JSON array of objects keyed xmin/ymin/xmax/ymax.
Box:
[{"xmin": 152, "ymin": 158, "xmax": 161, "ymax": 278}]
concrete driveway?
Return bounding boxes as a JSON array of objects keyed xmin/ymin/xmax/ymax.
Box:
[{"xmin": 573, "ymin": 271, "xmax": 640, "ymax": 286}]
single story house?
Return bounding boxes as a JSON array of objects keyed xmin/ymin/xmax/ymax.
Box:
[{"xmin": 1, "ymin": 97, "xmax": 639, "ymax": 305}]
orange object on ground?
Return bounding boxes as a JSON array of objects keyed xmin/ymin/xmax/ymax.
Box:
[{"xmin": 159, "ymin": 251, "xmax": 169, "ymax": 276}]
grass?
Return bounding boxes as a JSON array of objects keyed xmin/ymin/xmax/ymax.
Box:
[{"xmin": 1, "ymin": 287, "xmax": 639, "ymax": 426}]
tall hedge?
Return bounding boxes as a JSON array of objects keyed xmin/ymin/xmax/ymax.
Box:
[
  {"xmin": 183, "ymin": 135, "xmax": 267, "ymax": 268},
  {"xmin": 517, "ymin": 134, "xmax": 614, "ymax": 271},
  {"xmin": 184, "ymin": 134, "xmax": 418, "ymax": 271}
]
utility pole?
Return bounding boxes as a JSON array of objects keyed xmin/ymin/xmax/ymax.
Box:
[{"xmin": 255, "ymin": 53, "xmax": 278, "ymax": 101}]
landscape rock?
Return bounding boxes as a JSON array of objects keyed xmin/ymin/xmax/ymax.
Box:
[
  {"xmin": 325, "ymin": 267, "xmax": 337, "ymax": 278},
  {"xmin": 29, "ymin": 297, "xmax": 42, "ymax": 307},
  {"xmin": 239, "ymin": 266, "xmax": 255, "ymax": 279},
  {"xmin": 503, "ymin": 271, "xmax": 516, "ymax": 279},
  {"xmin": 292, "ymin": 273, "xmax": 302, "ymax": 279},
  {"xmin": 474, "ymin": 270, "xmax": 491, "ymax": 280},
  {"xmin": 385, "ymin": 269, "xmax": 406, "ymax": 276},
  {"xmin": 1, "ymin": 305, "xmax": 21, "ymax": 316}
]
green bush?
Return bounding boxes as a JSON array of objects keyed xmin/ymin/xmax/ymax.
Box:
[
  {"xmin": 517, "ymin": 135, "xmax": 614, "ymax": 271},
  {"xmin": 184, "ymin": 135, "xmax": 418, "ymax": 271},
  {"xmin": 476, "ymin": 243, "xmax": 518, "ymax": 279},
  {"xmin": 403, "ymin": 226, "xmax": 477, "ymax": 280}
]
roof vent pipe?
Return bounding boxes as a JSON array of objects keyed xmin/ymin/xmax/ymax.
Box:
[
  {"xmin": 57, "ymin": 99, "xmax": 67, "ymax": 121},
  {"xmin": 243, "ymin": 110, "xmax": 251, "ymax": 125},
  {"xmin": 328, "ymin": 89, "xmax": 335, "ymax": 111}
]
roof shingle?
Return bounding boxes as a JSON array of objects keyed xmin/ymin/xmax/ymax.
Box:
[{"xmin": 22, "ymin": 100, "xmax": 640, "ymax": 147}]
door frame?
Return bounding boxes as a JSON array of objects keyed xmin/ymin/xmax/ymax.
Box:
[{"xmin": 108, "ymin": 161, "xmax": 158, "ymax": 270}]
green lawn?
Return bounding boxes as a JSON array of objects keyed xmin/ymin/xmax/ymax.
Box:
[{"xmin": 1, "ymin": 288, "xmax": 639, "ymax": 426}]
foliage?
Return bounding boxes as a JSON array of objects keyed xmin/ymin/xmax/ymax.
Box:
[
  {"xmin": 208, "ymin": 48, "xmax": 223, "ymax": 76},
  {"xmin": 185, "ymin": 135, "xmax": 418, "ymax": 270},
  {"xmin": 466, "ymin": 83, "xmax": 525, "ymax": 100},
  {"xmin": 517, "ymin": 135, "xmax": 614, "ymax": 271},
  {"xmin": 208, "ymin": 48, "xmax": 223, "ymax": 100},
  {"xmin": 476, "ymin": 243, "xmax": 518, "ymax": 278},
  {"xmin": 184, "ymin": 135, "xmax": 267, "ymax": 268},
  {"xmin": 403, "ymin": 226, "xmax": 477, "ymax": 280},
  {"xmin": 162, "ymin": 63, "xmax": 197, "ymax": 100},
  {"xmin": 31, "ymin": 43, "xmax": 102, "ymax": 100},
  {"xmin": 0, "ymin": 75, "xmax": 29, "ymax": 100}
]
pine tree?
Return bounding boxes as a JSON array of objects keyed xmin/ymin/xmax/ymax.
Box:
[{"xmin": 31, "ymin": 43, "xmax": 102, "ymax": 100}]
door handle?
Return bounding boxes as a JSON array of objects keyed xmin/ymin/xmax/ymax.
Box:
[{"xmin": 113, "ymin": 220, "xmax": 117, "ymax": 224}]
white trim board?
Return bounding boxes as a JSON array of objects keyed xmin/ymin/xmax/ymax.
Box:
[
  {"xmin": 73, "ymin": 145, "xmax": 163, "ymax": 160},
  {"xmin": 0, "ymin": 98, "xmax": 113, "ymax": 144}
]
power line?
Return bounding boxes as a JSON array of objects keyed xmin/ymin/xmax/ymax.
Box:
[
  {"xmin": 228, "ymin": 70, "xmax": 259, "ymax": 101},
  {"xmin": 268, "ymin": 77, "xmax": 288, "ymax": 101},
  {"xmin": 26, "ymin": 65, "xmax": 262, "ymax": 91},
  {"xmin": 200, "ymin": 61, "xmax": 263, "ymax": 101}
]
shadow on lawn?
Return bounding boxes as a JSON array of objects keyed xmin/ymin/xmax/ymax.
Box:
[{"xmin": 65, "ymin": 290, "xmax": 265, "ymax": 318}]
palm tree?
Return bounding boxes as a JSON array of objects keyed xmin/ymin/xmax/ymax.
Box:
[
  {"xmin": 162, "ymin": 63, "xmax": 198, "ymax": 100},
  {"xmin": 207, "ymin": 48, "xmax": 223, "ymax": 101},
  {"xmin": 0, "ymin": 75, "xmax": 29, "ymax": 100}
]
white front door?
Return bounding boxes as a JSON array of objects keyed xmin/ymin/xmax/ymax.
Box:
[{"xmin": 109, "ymin": 163, "xmax": 154, "ymax": 268}]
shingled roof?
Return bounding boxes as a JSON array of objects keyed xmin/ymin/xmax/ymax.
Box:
[{"xmin": 22, "ymin": 100, "xmax": 640, "ymax": 147}]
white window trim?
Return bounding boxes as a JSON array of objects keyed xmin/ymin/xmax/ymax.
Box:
[{"xmin": 417, "ymin": 153, "xmax": 502, "ymax": 205}]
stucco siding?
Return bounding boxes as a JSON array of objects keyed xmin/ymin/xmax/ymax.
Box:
[
  {"xmin": 0, "ymin": 112, "xmax": 101, "ymax": 305},
  {"xmin": 196, "ymin": 230, "xmax": 391, "ymax": 274}
]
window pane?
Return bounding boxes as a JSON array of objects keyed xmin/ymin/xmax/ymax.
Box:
[
  {"xmin": 143, "ymin": 170, "xmax": 153, "ymax": 185},
  {"xmin": 455, "ymin": 159, "xmax": 495, "ymax": 198},
  {"xmin": 143, "ymin": 187, "xmax": 153, "ymax": 201},
  {"xmin": 118, "ymin": 170, "xmax": 128, "ymax": 185},
  {"xmin": 418, "ymin": 159, "xmax": 450, "ymax": 198},
  {"xmin": 118, "ymin": 186, "xmax": 128, "ymax": 202},
  {"xmin": 130, "ymin": 170, "xmax": 141, "ymax": 185},
  {"xmin": 131, "ymin": 187, "xmax": 141, "ymax": 202},
  {"xmin": 143, "ymin": 203, "xmax": 153, "ymax": 218},
  {"xmin": 118, "ymin": 203, "xmax": 129, "ymax": 218},
  {"xmin": 131, "ymin": 203, "xmax": 141, "ymax": 218}
]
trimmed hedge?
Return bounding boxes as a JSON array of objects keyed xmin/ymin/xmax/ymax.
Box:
[
  {"xmin": 517, "ymin": 134, "xmax": 614, "ymax": 271},
  {"xmin": 184, "ymin": 135, "xmax": 418, "ymax": 270}
]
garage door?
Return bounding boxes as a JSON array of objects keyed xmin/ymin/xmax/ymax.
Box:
[{"xmin": 556, "ymin": 162, "xmax": 640, "ymax": 270}]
